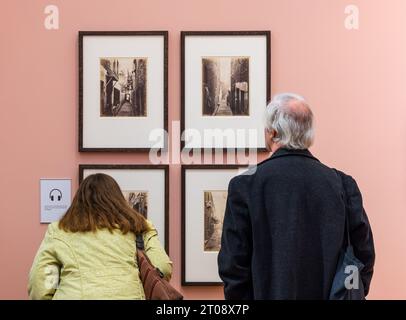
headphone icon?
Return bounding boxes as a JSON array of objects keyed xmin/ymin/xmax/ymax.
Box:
[{"xmin": 49, "ymin": 189, "xmax": 62, "ymax": 202}]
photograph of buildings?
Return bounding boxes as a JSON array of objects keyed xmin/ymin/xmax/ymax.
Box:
[
  {"xmin": 204, "ymin": 190, "xmax": 228, "ymax": 251},
  {"xmin": 122, "ymin": 191, "xmax": 148, "ymax": 218},
  {"xmin": 99, "ymin": 57, "xmax": 147, "ymax": 117},
  {"xmin": 202, "ymin": 56, "xmax": 249, "ymax": 116}
]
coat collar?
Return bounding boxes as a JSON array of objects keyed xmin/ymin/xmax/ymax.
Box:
[{"xmin": 258, "ymin": 148, "xmax": 319, "ymax": 166}]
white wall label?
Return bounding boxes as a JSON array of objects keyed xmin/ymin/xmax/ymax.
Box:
[{"xmin": 40, "ymin": 179, "xmax": 71, "ymax": 223}]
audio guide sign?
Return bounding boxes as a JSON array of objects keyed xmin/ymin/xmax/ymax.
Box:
[{"xmin": 40, "ymin": 179, "xmax": 71, "ymax": 223}]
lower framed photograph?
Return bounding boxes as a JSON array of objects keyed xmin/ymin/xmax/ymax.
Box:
[
  {"xmin": 181, "ymin": 165, "xmax": 249, "ymax": 285},
  {"xmin": 79, "ymin": 164, "xmax": 169, "ymax": 253}
]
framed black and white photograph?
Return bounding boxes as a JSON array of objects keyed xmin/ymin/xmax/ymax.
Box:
[
  {"xmin": 79, "ymin": 31, "xmax": 168, "ymax": 151},
  {"xmin": 181, "ymin": 31, "xmax": 271, "ymax": 150},
  {"xmin": 79, "ymin": 164, "xmax": 169, "ymax": 253},
  {"xmin": 182, "ymin": 165, "xmax": 248, "ymax": 285}
]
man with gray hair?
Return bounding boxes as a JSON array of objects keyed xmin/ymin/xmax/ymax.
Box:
[{"xmin": 218, "ymin": 93, "xmax": 375, "ymax": 299}]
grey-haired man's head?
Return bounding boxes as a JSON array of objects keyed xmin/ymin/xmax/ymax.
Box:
[{"xmin": 265, "ymin": 93, "xmax": 314, "ymax": 152}]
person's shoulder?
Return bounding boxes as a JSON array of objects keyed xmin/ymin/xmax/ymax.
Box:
[
  {"xmin": 144, "ymin": 219, "xmax": 158, "ymax": 237},
  {"xmin": 46, "ymin": 221, "xmax": 72, "ymax": 240},
  {"xmin": 333, "ymin": 169, "xmax": 360, "ymax": 194},
  {"xmin": 144, "ymin": 219, "xmax": 156, "ymax": 231},
  {"xmin": 142, "ymin": 219, "xmax": 162, "ymax": 243},
  {"xmin": 46, "ymin": 222, "xmax": 60, "ymax": 235},
  {"xmin": 230, "ymin": 167, "xmax": 253, "ymax": 183},
  {"xmin": 228, "ymin": 158, "xmax": 275, "ymax": 187},
  {"xmin": 333, "ymin": 168, "xmax": 354, "ymax": 183},
  {"xmin": 41, "ymin": 222, "xmax": 68, "ymax": 245},
  {"xmin": 245, "ymin": 156, "xmax": 277, "ymax": 177},
  {"xmin": 255, "ymin": 155, "xmax": 285, "ymax": 172},
  {"xmin": 227, "ymin": 167, "xmax": 255, "ymax": 194}
]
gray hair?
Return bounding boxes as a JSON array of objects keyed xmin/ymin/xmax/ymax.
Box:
[{"xmin": 265, "ymin": 93, "xmax": 314, "ymax": 149}]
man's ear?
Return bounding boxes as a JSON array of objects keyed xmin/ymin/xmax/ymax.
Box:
[
  {"xmin": 271, "ymin": 129, "xmax": 278, "ymax": 140},
  {"xmin": 266, "ymin": 128, "xmax": 276, "ymax": 140}
]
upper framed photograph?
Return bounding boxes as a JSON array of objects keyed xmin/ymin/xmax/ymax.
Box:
[
  {"xmin": 79, "ymin": 164, "xmax": 169, "ymax": 253},
  {"xmin": 181, "ymin": 31, "xmax": 271, "ymax": 151},
  {"xmin": 182, "ymin": 165, "xmax": 249, "ymax": 285},
  {"xmin": 79, "ymin": 31, "xmax": 168, "ymax": 152}
]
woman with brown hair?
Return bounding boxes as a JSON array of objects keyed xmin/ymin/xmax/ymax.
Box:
[{"xmin": 28, "ymin": 173, "xmax": 172, "ymax": 299}]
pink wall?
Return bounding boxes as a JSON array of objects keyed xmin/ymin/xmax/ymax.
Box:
[{"xmin": 1, "ymin": 0, "xmax": 406, "ymax": 299}]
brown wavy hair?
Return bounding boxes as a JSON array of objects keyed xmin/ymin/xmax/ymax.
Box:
[{"xmin": 59, "ymin": 173, "xmax": 149, "ymax": 234}]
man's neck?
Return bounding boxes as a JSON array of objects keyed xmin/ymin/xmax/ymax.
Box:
[{"xmin": 271, "ymin": 144, "xmax": 282, "ymax": 154}]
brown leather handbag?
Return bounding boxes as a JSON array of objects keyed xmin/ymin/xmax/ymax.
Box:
[{"xmin": 135, "ymin": 234, "xmax": 183, "ymax": 300}]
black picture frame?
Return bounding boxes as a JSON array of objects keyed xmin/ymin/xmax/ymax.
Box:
[
  {"xmin": 79, "ymin": 164, "xmax": 169, "ymax": 254},
  {"xmin": 181, "ymin": 164, "xmax": 249, "ymax": 286},
  {"xmin": 79, "ymin": 31, "xmax": 168, "ymax": 152},
  {"xmin": 181, "ymin": 31, "xmax": 271, "ymax": 152}
]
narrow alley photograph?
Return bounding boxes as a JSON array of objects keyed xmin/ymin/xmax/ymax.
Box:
[
  {"xmin": 202, "ymin": 56, "xmax": 249, "ymax": 116},
  {"xmin": 100, "ymin": 57, "xmax": 147, "ymax": 117}
]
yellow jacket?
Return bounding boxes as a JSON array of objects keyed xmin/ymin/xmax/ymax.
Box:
[{"xmin": 28, "ymin": 221, "xmax": 172, "ymax": 300}]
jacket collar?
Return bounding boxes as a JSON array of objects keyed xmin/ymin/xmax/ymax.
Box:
[{"xmin": 258, "ymin": 148, "xmax": 319, "ymax": 166}]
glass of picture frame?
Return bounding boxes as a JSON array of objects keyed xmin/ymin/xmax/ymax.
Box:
[
  {"xmin": 181, "ymin": 164, "xmax": 248, "ymax": 285},
  {"xmin": 181, "ymin": 31, "xmax": 271, "ymax": 151},
  {"xmin": 79, "ymin": 31, "xmax": 168, "ymax": 151},
  {"xmin": 79, "ymin": 164, "xmax": 169, "ymax": 253}
]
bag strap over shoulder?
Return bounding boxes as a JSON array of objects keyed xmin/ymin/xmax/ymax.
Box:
[{"xmin": 135, "ymin": 233, "xmax": 145, "ymax": 251}]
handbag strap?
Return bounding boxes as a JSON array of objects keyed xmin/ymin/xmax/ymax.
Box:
[
  {"xmin": 333, "ymin": 169, "xmax": 351, "ymax": 247},
  {"xmin": 135, "ymin": 233, "xmax": 145, "ymax": 251},
  {"xmin": 135, "ymin": 233, "xmax": 165, "ymax": 278}
]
